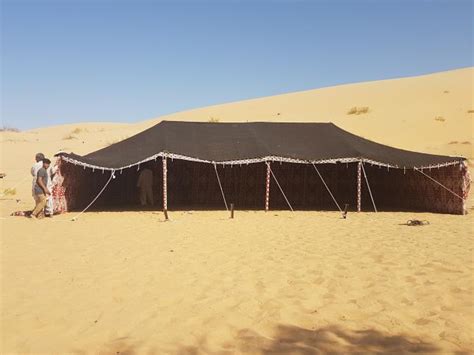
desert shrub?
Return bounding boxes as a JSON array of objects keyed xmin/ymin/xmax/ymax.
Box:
[
  {"xmin": 0, "ymin": 126, "xmax": 20, "ymax": 132},
  {"xmin": 347, "ymin": 106, "xmax": 370, "ymax": 115},
  {"xmin": 3, "ymin": 188, "xmax": 16, "ymax": 196},
  {"xmin": 467, "ymin": 109, "xmax": 474, "ymax": 114},
  {"xmin": 208, "ymin": 117, "xmax": 220, "ymax": 123},
  {"xmin": 434, "ymin": 116, "xmax": 445, "ymax": 122},
  {"xmin": 347, "ymin": 107, "xmax": 358, "ymax": 115},
  {"xmin": 461, "ymin": 141, "xmax": 471, "ymax": 145},
  {"xmin": 71, "ymin": 127, "xmax": 83, "ymax": 134},
  {"xmin": 63, "ymin": 134, "xmax": 77, "ymax": 140},
  {"xmin": 448, "ymin": 141, "xmax": 459, "ymax": 145}
]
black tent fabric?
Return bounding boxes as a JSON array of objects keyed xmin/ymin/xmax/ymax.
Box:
[{"xmin": 62, "ymin": 121, "xmax": 465, "ymax": 170}]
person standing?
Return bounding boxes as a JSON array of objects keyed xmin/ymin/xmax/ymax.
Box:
[
  {"xmin": 30, "ymin": 159, "xmax": 51, "ymax": 219},
  {"xmin": 31, "ymin": 153, "xmax": 44, "ymax": 196},
  {"xmin": 137, "ymin": 166, "xmax": 154, "ymax": 206}
]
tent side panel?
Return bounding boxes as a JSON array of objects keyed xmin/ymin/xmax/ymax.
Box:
[
  {"xmin": 361, "ymin": 164, "xmax": 465, "ymax": 214},
  {"xmin": 61, "ymin": 159, "xmax": 466, "ymax": 214},
  {"xmin": 61, "ymin": 160, "xmax": 164, "ymax": 210}
]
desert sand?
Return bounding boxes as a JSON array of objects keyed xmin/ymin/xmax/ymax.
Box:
[{"xmin": 1, "ymin": 68, "xmax": 473, "ymax": 353}]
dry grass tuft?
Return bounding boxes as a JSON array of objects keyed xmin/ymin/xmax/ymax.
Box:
[
  {"xmin": 434, "ymin": 116, "xmax": 446, "ymax": 122},
  {"xmin": 467, "ymin": 109, "xmax": 474, "ymax": 114},
  {"xmin": 347, "ymin": 106, "xmax": 370, "ymax": 115},
  {"xmin": 71, "ymin": 127, "xmax": 85, "ymax": 134},
  {"xmin": 443, "ymin": 90, "xmax": 450, "ymax": 94},
  {"xmin": 63, "ymin": 134, "xmax": 77, "ymax": 140},
  {"xmin": 448, "ymin": 141, "xmax": 471, "ymax": 145},
  {"xmin": 208, "ymin": 116, "xmax": 220, "ymax": 123},
  {"xmin": 2, "ymin": 188, "xmax": 16, "ymax": 196},
  {"xmin": 63, "ymin": 127, "xmax": 87, "ymax": 140},
  {"xmin": 0, "ymin": 126, "xmax": 20, "ymax": 132}
]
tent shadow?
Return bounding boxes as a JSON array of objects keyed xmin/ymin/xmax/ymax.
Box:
[{"xmin": 178, "ymin": 324, "xmax": 440, "ymax": 354}]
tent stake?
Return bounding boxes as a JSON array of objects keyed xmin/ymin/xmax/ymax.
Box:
[
  {"xmin": 357, "ymin": 161, "xmax": 362, "ymax": 212},
  {"xmin": 230, "ymin": 203, "xmax": 234, "ymax": 219},
  {"xmin": 265, "ymin": 162, "xmax": 271, "ymax": 212},
  {"xmin": 163, "ymin": 156, "xmax": 168, "ymax": 219},
  {"xmin": 342, "ymin": 203, "xmax": 349, "ymax": 219}
]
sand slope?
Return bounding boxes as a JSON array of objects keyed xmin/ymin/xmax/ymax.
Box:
[
  {"xmin": 145, "ymin": 67, "xmax": 474, "ymax": 159},
  {"xmin": 1, "ymin": 67, "xmax": 473, "ymax": 354}
]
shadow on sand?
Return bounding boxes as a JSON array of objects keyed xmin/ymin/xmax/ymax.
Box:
[{"xmin": 177, "ymin": 324, "xmax": 441, "ymax": 354}]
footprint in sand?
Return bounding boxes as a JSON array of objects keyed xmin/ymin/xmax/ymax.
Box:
[
  {"xmin": 414, "ymin": 318, "xmax": 431, "ymax": 325},
  {"xmin": 401, "ymin": 297, "xmax": 414, "ymax": 306},
  {"xmin": 405, "ymin": 276, "xmax": 417, "ymax": 284},
  {"xmin": 255, "ymin": 280, "xmax": 265, "ymax": 294},
  {"xmin": 313, "ymin": 277, "xmax": 325, "ymax": 285}
]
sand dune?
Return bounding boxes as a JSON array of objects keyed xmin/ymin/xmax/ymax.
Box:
[
  {"xmin": 1, "ymin": 68, "xmax": 473, "ymax": 353},
  {"xmin": 146, "ymin": 67, "xmax": 474, "ymax": 160}
]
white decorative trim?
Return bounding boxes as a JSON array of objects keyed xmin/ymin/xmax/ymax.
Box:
[
  {"xmin": 265, "ymin": 162, "xmax": 271, "ymax": 212},
  {"xmin": 357, "ymin": 161, "xmax": 362, "ymax": 212},
  {"xmin": 60, "ymin": 152, "xmax": 464, "ymax": 172},
  {"xmin": 163, "ymin": 156, "xmax": 168, "ymax": 211}
]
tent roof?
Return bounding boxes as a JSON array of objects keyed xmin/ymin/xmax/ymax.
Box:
[{"xmin": 62, "ymin": 121, "xmax": 465, "ymax": 170}]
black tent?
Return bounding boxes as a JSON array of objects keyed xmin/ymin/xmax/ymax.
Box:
[{"xmin": 59, "ymin": 121, "xmax": 470, "ymax": 214}]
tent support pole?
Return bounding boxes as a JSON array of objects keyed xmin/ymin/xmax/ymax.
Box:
[
  {"xmin": 311, "ymin": 162, "xmax": 343, "ymax": 216},
  {"xmin": 265, "ymin": 162, "xmax": 271, "ymax": 212},
  {"xmin": 213, "ymin": 163, "xmax": 229, "ymax": 211},
  {"xmin": 268, "ymin": 162, "xmax": 294, "ymax": 212},
  {"xmin": 357, "ymin": 161, "xmax": 362, "ymax": 212},
  {"xmin": 163, "ymin": 156, "xmax": 168, "ymax": 220},
  {"xmin": 361, "ymin": 162, "xmax": 378, "ymax": 213}
]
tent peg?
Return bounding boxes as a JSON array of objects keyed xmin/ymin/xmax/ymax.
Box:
[{"xmin": 342, "ymin": 203, "xmax": 349, "ymax": 219}]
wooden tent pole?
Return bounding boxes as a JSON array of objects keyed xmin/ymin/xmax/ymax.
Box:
[
  {"xmin": 265, "ymin": 162, "xmax": 271, "ymax": 212},
  {"xmin": 163, "ymin": 156, "xmax": 168, "ymax": 219},
  {"xmin": 357, "ymin": 161, "xmax": 362, "ymax": 212}
]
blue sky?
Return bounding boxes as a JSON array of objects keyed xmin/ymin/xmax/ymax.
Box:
[{"xmin": 1, "ymin": 0, "xmax": 472, "ymax": 130}]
